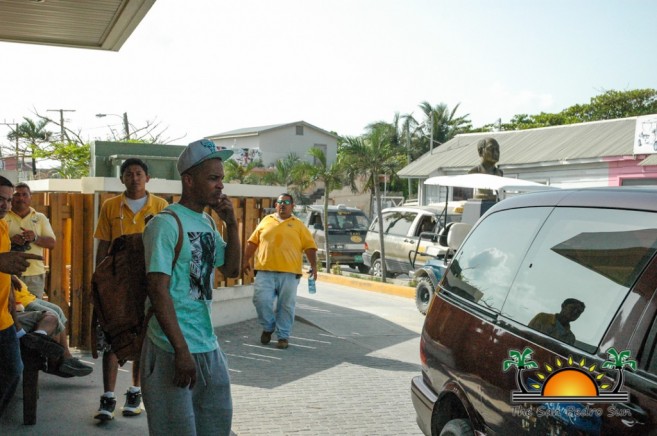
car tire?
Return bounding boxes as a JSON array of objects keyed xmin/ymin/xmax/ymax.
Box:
[
  {"xmin": 439, "ymin": 418, "xmax": 474, "ymax": 436},
  {"xmin": 357, "ymin": 264, "xmax": 369, "ymax": 274},
  {"xmin": 370, "ymin": 258, "xmax": 384, "ymax": 277},
  {"xmin": 415, "ymin": 277, "xmax": 433, "ymax": 315}
]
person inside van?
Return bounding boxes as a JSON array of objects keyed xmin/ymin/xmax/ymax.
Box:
[{"xmin": 528, "ymin": 298, "xmax": 586, "ymax": 345}]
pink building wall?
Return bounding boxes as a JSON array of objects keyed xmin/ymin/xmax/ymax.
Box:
[{"xmin": 605, "ymin": 155, "xmax": 657, "ymax": 186}]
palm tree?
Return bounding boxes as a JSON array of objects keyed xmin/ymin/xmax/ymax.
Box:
[
  {"xmin": 502, "ymin": 347, "xmax": 538, "ymax": 393},
  {"xmin": 601, "ymin": 347, "xmax": 637, "ymax": 393},
  {"xmin": 301, "ymin": 147, "xmax": 345, "ymax": 273},
  {"xmin": 7, "ymin": 117, "xmax": 53, "ymax": 177},
  {"xmin": 224, "ymin": 159, "xmax": 262, "ymax": 183},
  {"xmin": 341, "ymin": 125, "xmax": 403, "ymax": 282},
  {"xmin": 417, "ymin": 101, "xmax": 472, "ymax": 154}
]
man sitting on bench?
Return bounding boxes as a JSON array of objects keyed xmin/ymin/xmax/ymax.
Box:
[{"xmin": 13, "ymin": 277, "xmax": 93, "ymax": 377}]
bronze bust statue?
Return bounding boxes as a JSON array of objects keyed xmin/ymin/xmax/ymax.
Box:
[{"xmin": 468, "ymin": 137, "xmax": 503, "ymax": 176}]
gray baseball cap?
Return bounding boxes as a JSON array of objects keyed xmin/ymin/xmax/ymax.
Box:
[{"xmin": 177, "ymin": 139, "xmax": 233, "ymax": 175}]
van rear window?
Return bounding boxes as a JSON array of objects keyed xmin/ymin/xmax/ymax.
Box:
[{"xmin": 503, "ymin": 208, "xmax": 657, "ymax": 352}]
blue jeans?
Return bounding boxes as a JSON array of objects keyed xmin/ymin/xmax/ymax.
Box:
[
  {"xmin": 252, "ymin": 271, "xmax": 300, "ymax": 340},
  {"xmin": 0, "ymin": 325, "xmax": 23, "ymax": 418}
]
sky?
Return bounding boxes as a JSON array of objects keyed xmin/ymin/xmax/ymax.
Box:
[{"xmin": 0, "ymin": 0, "xmax": 656, "ymax": 147}]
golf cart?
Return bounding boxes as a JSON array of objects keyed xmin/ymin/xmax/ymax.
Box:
[{"xmin": 410, "ymin": 174, "xmax": 556, "ymax": 314}]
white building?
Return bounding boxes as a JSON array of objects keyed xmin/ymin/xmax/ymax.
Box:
[{"xmin": 207, "ymin": 121, "xmax": 338, "ymax": 167}]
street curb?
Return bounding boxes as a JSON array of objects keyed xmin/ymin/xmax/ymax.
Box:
[{"xmin": 316, "ymin": 272, "xmax": 415, "ymax": 299}]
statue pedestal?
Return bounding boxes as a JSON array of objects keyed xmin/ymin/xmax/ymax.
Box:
[{"xmin": 462, "ymin": 199, "xmax": 497, "ymax": 225}]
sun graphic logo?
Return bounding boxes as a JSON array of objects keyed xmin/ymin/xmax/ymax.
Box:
[{"xmin": 503, "ymin": 347, "xmax": 635, "ymax": 403}]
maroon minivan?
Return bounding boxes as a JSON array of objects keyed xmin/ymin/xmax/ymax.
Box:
[{"xmin": 411, "ymin": 187, "xmax": 657, "ymax": 435}]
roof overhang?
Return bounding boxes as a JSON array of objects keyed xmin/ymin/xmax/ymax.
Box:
[{"xmin": 0, "ymin": 0, "xmax": 156, "ymax": 51}]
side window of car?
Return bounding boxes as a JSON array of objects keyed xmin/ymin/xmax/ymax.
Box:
[
  {"xmin": 369, "ymin": 216, "xmax": 379, "ymax": 232},
  {"xmin": 382, "ymin": 211, "xmax": 416, "ymax": 236},
  {"xmin": 502, "ymin": 208, "xmax": 657, "ymax": 353},
  {"xmin": 442, "ymin": 207, "xmax": 550, "ymax": 312}
]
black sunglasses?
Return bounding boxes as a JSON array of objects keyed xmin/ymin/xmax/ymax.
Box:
[{"xmin": 276, "ymin": 199, "xmax": 292, "ymax": 205}]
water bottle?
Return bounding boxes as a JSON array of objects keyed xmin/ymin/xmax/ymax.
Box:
[{"xmin": 308, "ymin": 270, "xmax": 316, "ymax": 294}]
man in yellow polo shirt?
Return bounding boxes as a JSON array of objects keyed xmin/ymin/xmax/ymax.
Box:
[
  {"xmin": 93, "ymin": 158, "xmax": 168, "ymax": 421},
  {"xmin": 6, "ymin": 182, "xmax": 56, "ymax": 299},
  {"xmin": 242, "ymin": 193, "xmax": 317, "ymax": 350},
  {"xmin": 0, "ymin": 175, "xmax": 45, "ymax": 418}
]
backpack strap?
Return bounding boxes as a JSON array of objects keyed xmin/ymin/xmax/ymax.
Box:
[
  {"xmin": 159, "ymin": 209, "xmax": 184, "ymax": 266},
  {"xmin": 140, "ymin": 208, "xmax": 184, "ymax": 342}
]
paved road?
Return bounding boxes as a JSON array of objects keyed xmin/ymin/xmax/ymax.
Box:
[{"xmin": 2, "ymin": 279, "xmax": 426, "ymax": 435}]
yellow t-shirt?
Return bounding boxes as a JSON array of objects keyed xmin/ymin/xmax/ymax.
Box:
[
  {"xmin": 5, "ymin": 207, "xmax": 56, "ymax": 276},
  {"xmin": 94, "ymin": 192, "xmax": 168, "ymax": 241},
  {"xmin": 13, "ymin": 277, "xmax": 36, "ymax": 307},
  {"xmin": 0, "ymin": 220, "xmax": 14, "ymax": 330},
  {"xmin": 247, "ymin": 214, "xmax": 317, "ymax": 275}
]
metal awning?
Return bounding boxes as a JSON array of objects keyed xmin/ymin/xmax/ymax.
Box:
[{"xmin": 0, "ymin": 0, "xmax": 155, "ymax": 51}]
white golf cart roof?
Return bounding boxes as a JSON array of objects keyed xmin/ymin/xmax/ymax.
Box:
[{"xmin": 424, "ymin": 174, "xmax": 556, "ymax": 199}]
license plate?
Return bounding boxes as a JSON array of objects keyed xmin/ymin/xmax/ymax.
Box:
[{"xmin": 355, "ymin": 255, "xmax": 363, "ymax": 262}]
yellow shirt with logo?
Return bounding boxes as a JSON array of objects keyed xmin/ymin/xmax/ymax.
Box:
[
  {"xmin": 94, "ymin": 192, "xmax": 168, "ymax": 242},
  {"xmin": 0, "ymin": 220, "xmax": 14, "ymax": 330},
  {"xmin": 5, "ymin": 207, "xmax": 56, "ymax": 276},
  {"xmin": 13, "ymin": 277, "xmax": 36, "ymax": 307},
  {"xmin": 247, "ymin": 214, "xmax": 317, "ymax": 275}
]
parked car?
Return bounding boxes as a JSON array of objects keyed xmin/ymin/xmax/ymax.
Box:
[
  {"xmin": 411, "ymin": 187, "xmax": 657, "ymax": 435},
  {"xmin": 362, "ymin": 205, "xmax": 463, "ymax": 278},
  {"xmin": 301, "ymin": 204, "xmax": 370, "ymax": 273}
]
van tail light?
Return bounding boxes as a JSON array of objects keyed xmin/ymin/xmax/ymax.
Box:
[{"xmin": 419, "ymin": 335, "xmax": 427, "ymax": 367}]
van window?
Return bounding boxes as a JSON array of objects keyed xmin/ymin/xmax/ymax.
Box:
[
  {"xmin": 442, "ymin": 208, "xmax": 549, "ymax": 311},
  {"xmin": 502, "ymin": 208, "xmax": 657, "ymax": 353}
]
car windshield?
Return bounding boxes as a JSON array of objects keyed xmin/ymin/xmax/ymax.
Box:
[{"xmin": 328, "ymin": 210, "xmax": 369, "ymax": 230}]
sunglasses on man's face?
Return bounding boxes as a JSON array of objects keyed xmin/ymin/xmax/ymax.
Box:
[{"xmin": 276, "ymin": 199, "xmax": 292, "ymax": 205}]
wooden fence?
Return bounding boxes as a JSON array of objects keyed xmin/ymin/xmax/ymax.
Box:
[{"xmin": 30, "ymin": 192, "xmax": 273, "ymax": 350}]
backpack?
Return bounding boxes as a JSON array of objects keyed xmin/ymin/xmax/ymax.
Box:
[{"xmin": 91, "ymin": 209, "xmax": 183, "ymax": 364}]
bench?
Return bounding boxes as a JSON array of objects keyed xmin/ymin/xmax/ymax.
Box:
[{"xmin": 19, "ymin": 342, "xmax": 46, "ymax": 425}]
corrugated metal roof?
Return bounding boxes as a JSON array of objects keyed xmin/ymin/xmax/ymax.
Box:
[
  {"xmin": 208, "ymin": 120, "xmax": 338, "ymax": 139},
  {"xmin": 0, "ymin": 0, "xmax": 155, "ymax": 51},
  {"xmin": 639, "ymin": 154, "xmax": 657, "ymax": 166},
  {"xmin": 398, "ymin": 116, "xmax": 641, "ymax": 177}
]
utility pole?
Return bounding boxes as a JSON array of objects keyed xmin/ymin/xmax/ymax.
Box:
[
  {"xmin": 122, "ymin": 112, "xmax": 130, "ymax": 140},
  {"xmin": 0, "ymin": 120, "xmax": 20, "ymax": 181},
  {"xmin": 47, "ymin": 108, "xmax": 76, "ymax": 141}
]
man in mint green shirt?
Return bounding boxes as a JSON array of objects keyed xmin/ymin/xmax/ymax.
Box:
[{"xmin": 142, "ymin": 139, "xmax": 240, "ymax": 436}]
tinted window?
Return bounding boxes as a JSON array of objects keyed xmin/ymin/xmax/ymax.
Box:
[
  {"xmin": 381, "ymin": 211, "xmax": 416, "ymax": 236},
  {"xmin": 329, "ymin": 210, "xmax": 369, "ymax": 230},
  {"xmin": 502, "ymin": 208, "xmax": 657, "ymax": 353},
  {"xmin": 442, "ymin": 208, "xmax": 549, "ymax": 311}
]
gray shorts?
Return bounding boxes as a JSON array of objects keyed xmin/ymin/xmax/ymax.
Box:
[
  {"xmin": 16, "ymin": 311, "xmax": 46, "ymax": 333},
  {"xmin": 25, "ymin": 299, "xmax": 66, "ymax": 334},
  {"xmin": 140, "ymin": 337, "xmax": 233, "ymax": 436}
]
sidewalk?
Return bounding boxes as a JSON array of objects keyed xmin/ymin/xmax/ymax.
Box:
[{"xmin": 1, "ymin": 279, "xmax": 422, "ymax": 435}]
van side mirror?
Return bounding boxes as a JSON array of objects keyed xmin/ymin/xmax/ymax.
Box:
[
  {"xmin": 313, "ymin": 223, "xmax": 323, "ymax": 230},
  {"xmin": 446, "ymin": 223, "xmax": 472, "ymax": 250}
]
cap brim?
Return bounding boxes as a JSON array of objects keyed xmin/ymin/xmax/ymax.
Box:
[{"xmin": 187, "ymin": 149, "xmax": 234, "ymax": 173}]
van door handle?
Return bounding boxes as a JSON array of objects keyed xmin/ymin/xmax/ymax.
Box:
[{"xmin": 615, "ymin": 402, "xmax": 648, "ymax": 426}]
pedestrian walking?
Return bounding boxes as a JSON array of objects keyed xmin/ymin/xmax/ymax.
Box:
[{"xmin": 242, "ymin": 193, "xmax": 317, "ymax": 349}]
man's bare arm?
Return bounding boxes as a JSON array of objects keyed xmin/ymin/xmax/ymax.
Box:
[{"xmin": 146, "ymin": 272, "xmax": 197, "ymax": 389}]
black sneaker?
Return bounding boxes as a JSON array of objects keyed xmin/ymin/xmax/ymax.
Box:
[
  {"xmin": 57, "ymin": 357, "xmax": 93, "ymax": 377},
  {"xmin": 260, "ymin": 331, "xmax": 273, "ymax": 345},
  {"xmin": 94, "ymin": 395, "xmax": 116, "ymax": 421},
  {"xmin": 122, "ymin": 390, "xmax": 142, "ymax": 417},
  {"xmin": 21, "ymin": 332, "xmax": 65, "ymax": 359}
]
